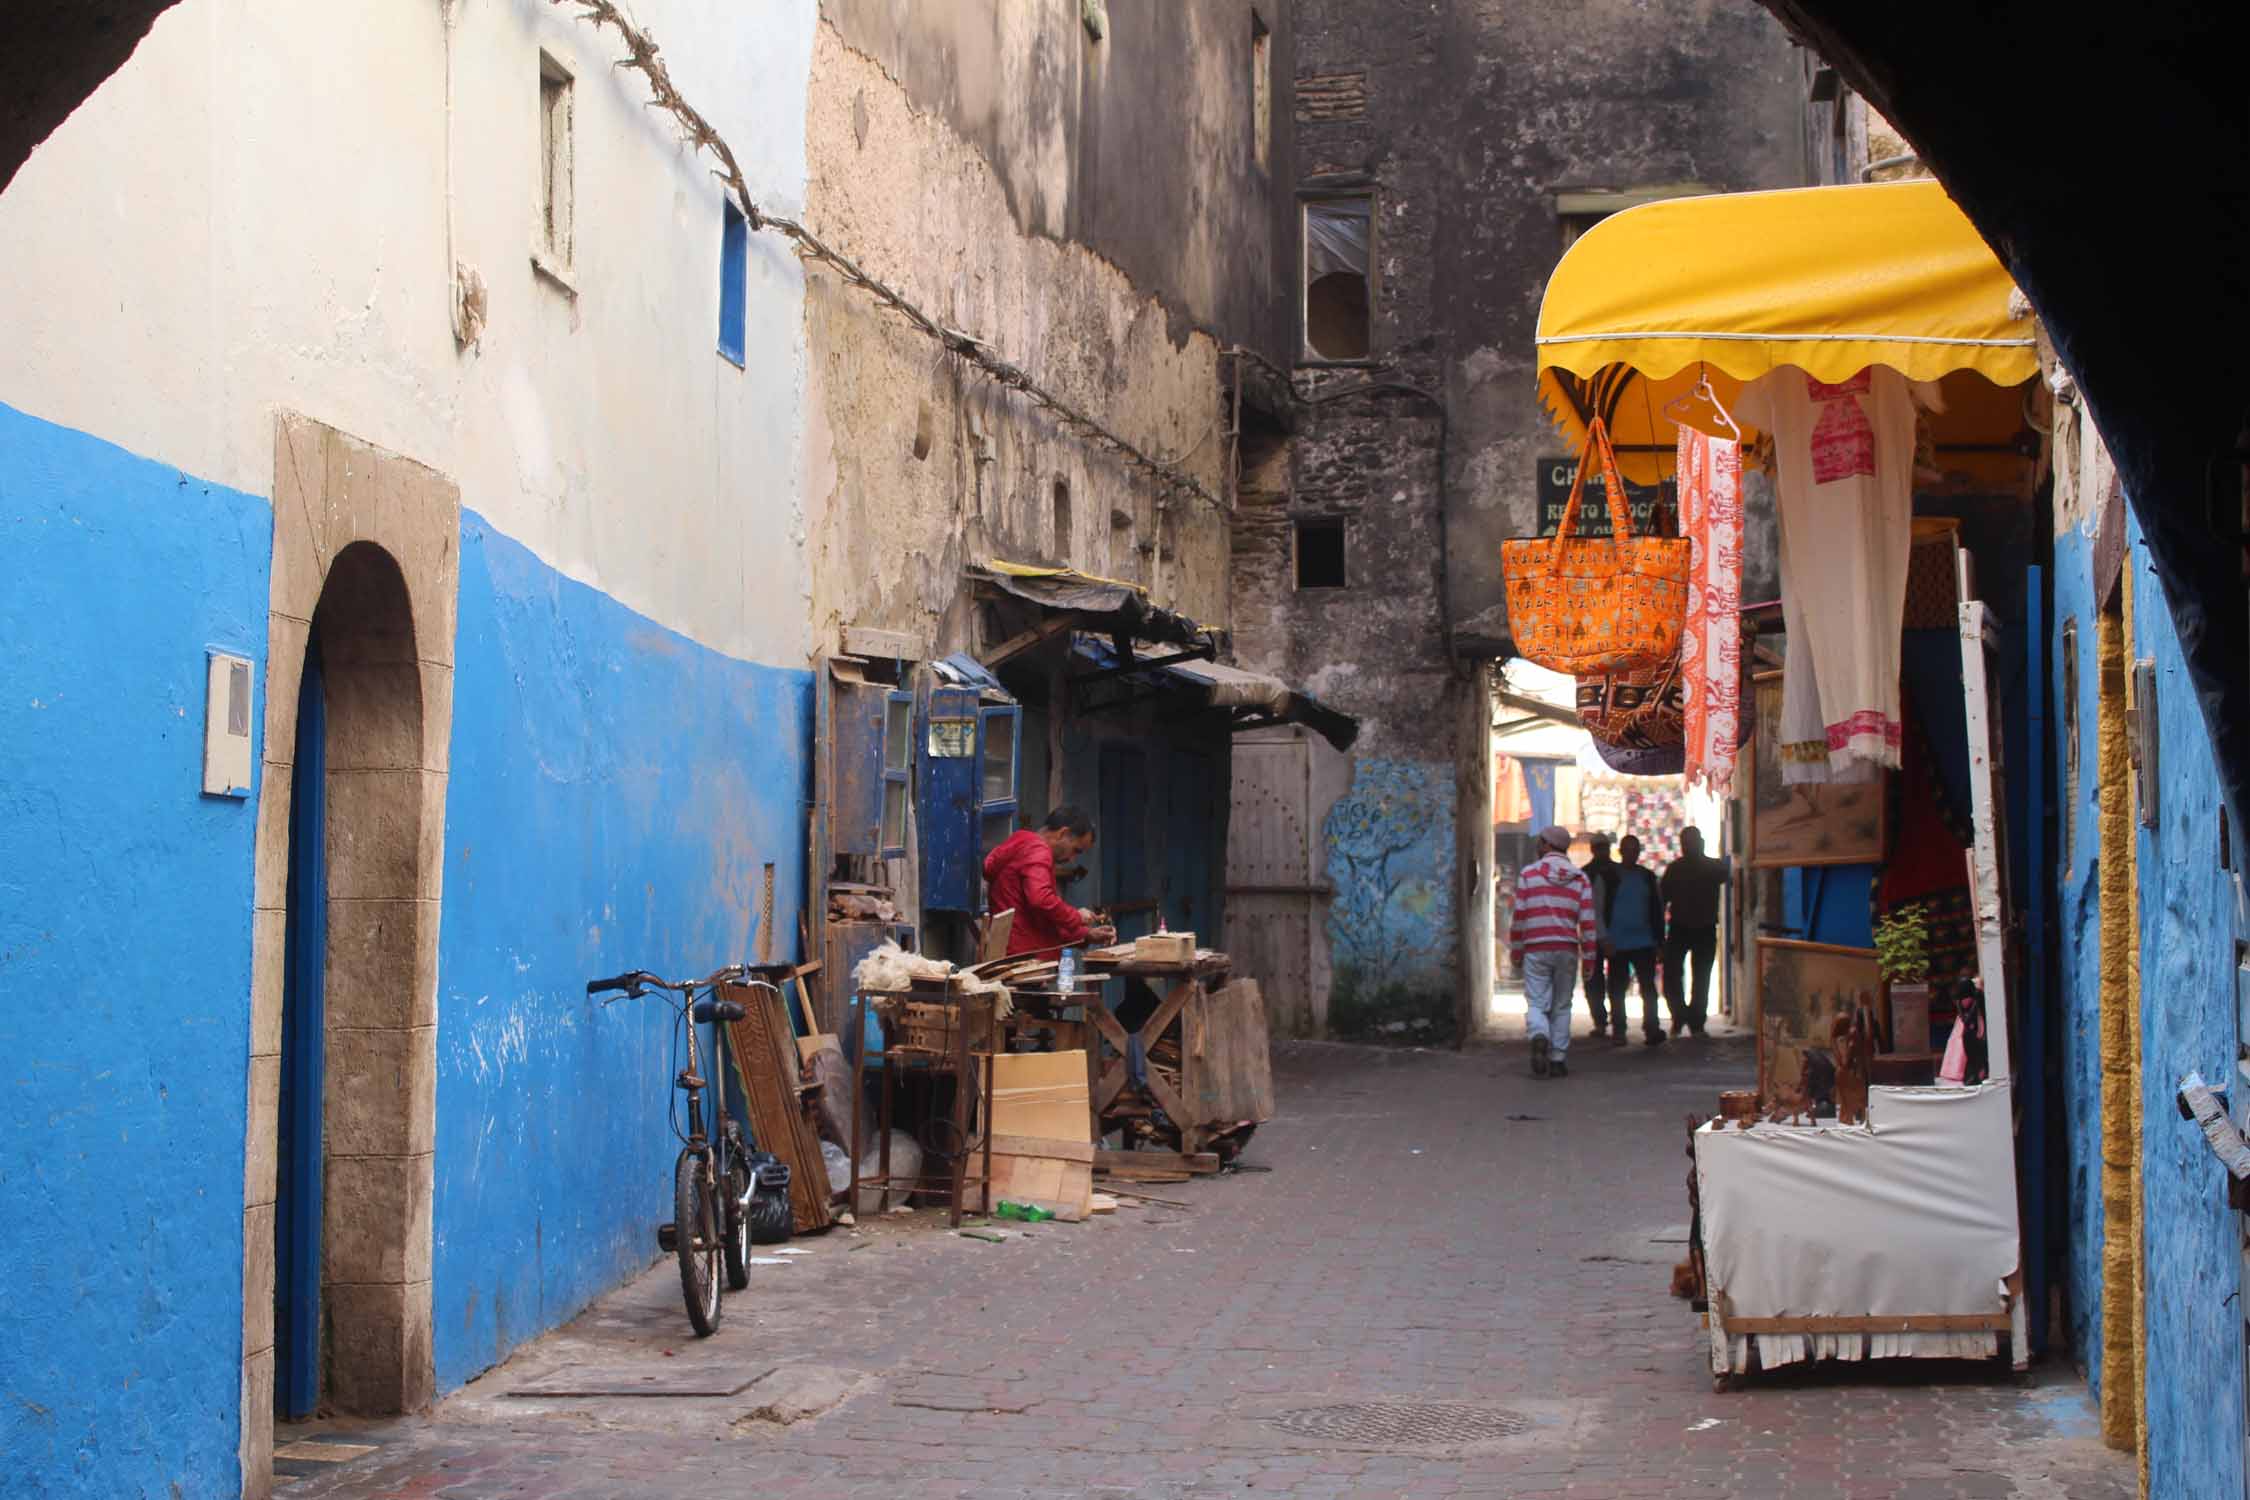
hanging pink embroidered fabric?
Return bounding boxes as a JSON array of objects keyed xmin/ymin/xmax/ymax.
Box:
[{"xmin": 1676, "ymin": 425, "xmax": 1744, "ymax": 792}]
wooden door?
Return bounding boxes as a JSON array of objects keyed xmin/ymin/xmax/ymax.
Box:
[{"xmin": 1227, "ymin": 735, "xmax": 1321, "ymax": 1035}]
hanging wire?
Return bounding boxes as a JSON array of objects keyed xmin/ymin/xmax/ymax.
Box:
[{"xmin": 549, "ymin": 0, "xmax": 1223, "ymax": 514}]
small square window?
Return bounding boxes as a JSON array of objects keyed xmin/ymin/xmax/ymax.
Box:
[{"xmin": 1295, "ymin": 518, "xmax": 1346, "ymax": 589}]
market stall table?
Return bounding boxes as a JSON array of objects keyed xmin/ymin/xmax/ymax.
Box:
[{"xmin": 1080, "ymin": 945, "xmax": 1233, "ymax": 1157}]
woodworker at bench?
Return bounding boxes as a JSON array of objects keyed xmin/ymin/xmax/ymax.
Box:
[{"xmin": 983, "ymin": 806, "xmax": 1119, "ymax": 957}]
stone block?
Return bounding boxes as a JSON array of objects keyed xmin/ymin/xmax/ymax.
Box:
[
  {"xmin": 269, "ymin": 415, "xmax": 332, "ymax": 622},
  {"xmin": 322, "ymin": 1151, "xmax": 432, "ymax": 1286},
  {"xmin": 244, "ymin": 1053, "xmax": 280, "ymax": 1208},
  {"xmin": 239, "ymin": 1346, "xmax": 275, "ymax": 1499},
  {"xmin": 253, "ymin": 771, "xmax": 294, "ymax": 909},
  {"xmin": 416, "ymin": 770, "xmax": 448, "ymax": 901},
  {"xmin": 324, "ymin": 898, "xmax": 434, "ymax": 1031},
  {"xmin": 243, "ymin": 1202, "xmax": 275, "ymax": 1358},
  {"xmin": 324, "ymin": 1026, "xmax": 436, "ymax": 1159},
  {"xmin": 323, "ymin": 1280, "xmax": 408, "ymax": 1416},
  {"xmin": 261, "ymin": 611, "xmax": 309, "ymax": 768},
  {"xmin": 323, "ymin": 662, "xmax": 425, "ymax": 773},
  {"xmin": 250, "ymin": 907, "xmax": 286, "ymax": 1057},
  {"xmin": 419, "ymin": 662, "xmax": 454, "ymax": 773},
  {"xmin": 324, "ymin": 768, "xmax": 422, "ymax": 900}
]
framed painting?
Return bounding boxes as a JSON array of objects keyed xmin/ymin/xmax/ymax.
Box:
[
  {"xmin": 1755, "ymin": 937, "xmax": 1884, "ymax": 1109},
  {"xmin": 1747, "ymin": 671, "xmax": 1886, "ymax": 868}
]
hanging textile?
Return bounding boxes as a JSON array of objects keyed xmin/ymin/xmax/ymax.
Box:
[
  {"xmin": 1676, "ymin": 426, "xmax": 1744, "ymax": 791},
  {"xmin": 1522, "ymin": 759, "xmax": 1558, "ymax": 833},
  {"xmin": 1493, "ymin": 755, "xmax": 1533, "ymax": 827},
  {"xmin": 1739, "ymin": 368, "xmax": 1936, "ymax": 778},
  {"xmin": 1776, "ymin": 566, "xmax": 1838, "ymax": 785}
]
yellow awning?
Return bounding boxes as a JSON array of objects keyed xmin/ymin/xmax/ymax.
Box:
[{"xmin": 1535, "ymin": 180, "xmax": 2037, "ymax": 478}]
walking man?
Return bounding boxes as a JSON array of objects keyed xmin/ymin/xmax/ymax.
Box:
[
  {"xmin": 1605, "ymin": 834, "xmax": 1667, "ymax": 1045},
  {"xmin": 1580, "ymin": 833, "xmax": 1623, "ymax": 1041},
  {"xmin": 1660, "ymin": 826, "xmax": 1730, "ymax": 1038},
  {"xmin": 1508, "ymin": 825, "xmax": 1598, "ymax": 1080}
]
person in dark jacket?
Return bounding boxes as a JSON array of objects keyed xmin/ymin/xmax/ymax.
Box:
[
  {"xmin": 1659, "ymin": 826, "xmax": 1731, "ymax": 1038},
  {"xmin": 1579, "ymin": 833, "xmax": 1623, "ymax": 1040},
  {"xmin": 982, "ymin": 806, "xmax": 1117, "ymax": 957},
  {"xmin": 1604, "ymin": 834, "xmax": 1666, "ymax": 1045}
]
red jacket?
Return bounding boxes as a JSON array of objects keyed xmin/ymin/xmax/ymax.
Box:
[{"xmin": 982, "ymin": 829, "xmax": 1089, "ymax": 956}]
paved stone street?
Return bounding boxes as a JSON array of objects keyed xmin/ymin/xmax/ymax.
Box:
[{"xmin": 279, "ymin": 1036, "xmax": 2130, "ymax": 1499}]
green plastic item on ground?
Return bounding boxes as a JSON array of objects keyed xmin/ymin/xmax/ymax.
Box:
[
  {"xmin": 994, "ymin": 1201, "xmax": 1055, "ymax": 1222},
  {"xmin": 958, "ymin": 1228, "xmax": 1008, "ymax": 1243}
]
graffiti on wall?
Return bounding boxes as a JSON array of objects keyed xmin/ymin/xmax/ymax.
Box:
[{"xmin": 1323, "ymin": 756, "xmax": 1456, "ymax": 1037}]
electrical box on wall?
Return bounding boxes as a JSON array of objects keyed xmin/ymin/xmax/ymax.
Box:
[{"xmin": 203, "ymin": 650, "xmax": 254, "ymax": 797}]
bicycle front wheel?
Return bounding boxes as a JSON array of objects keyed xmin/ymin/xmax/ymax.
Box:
[{"xmin": 675, "ymin": 1148, "xmax": 723, "ymax": 1336}]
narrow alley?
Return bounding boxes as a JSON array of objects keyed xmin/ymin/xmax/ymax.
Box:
[{"xmin": 273, "ymin": 1038, "xmax": 2127, "ymax": 1500}]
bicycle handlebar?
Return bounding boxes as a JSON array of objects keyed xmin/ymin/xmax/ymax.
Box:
[{"xmin": 586, "ymin": 964, "xmax": 749, "ymax": 998}]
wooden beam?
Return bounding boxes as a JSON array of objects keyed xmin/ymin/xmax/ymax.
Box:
[
  {"xmin": 1496, "ymin": 689, "xmax": 1581, "ymax": 728},
  {"xmin": 983, "ymin": 610, "xmax": 1086, "ymax": 667}
]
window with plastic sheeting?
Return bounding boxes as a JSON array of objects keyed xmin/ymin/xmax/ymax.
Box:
[{"xmin": 1303, "ymin": 194, "xmax": 1372, "ymax": 360}]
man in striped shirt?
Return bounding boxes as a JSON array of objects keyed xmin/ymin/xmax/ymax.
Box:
[{"xmin": 1507, "ymin": 825, "xmax": 1599, "ymax": 1079}]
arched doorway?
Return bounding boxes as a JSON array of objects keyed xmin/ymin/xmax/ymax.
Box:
[
  {"xmin": 246, "ymin": 416, "xmax": 458, "ymax": 1495},
  {"xmin": 273, "ymin": 540, "xmax": 430, "ymax": 1422}
]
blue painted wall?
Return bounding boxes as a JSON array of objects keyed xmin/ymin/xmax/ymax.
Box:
[
  {"xmin": 2049, "ymin": 522, "xmax": 2108, "ymax": 1387},
  {"xmin": 2127, "ymin": 515, "xmax": 2245, "ymax": 1500},
  {"xmin": 0, "ymin": 403, "xmax": 267, "ymax": 1497},
  {"xmin": 1324, "ymin": 756, "xmax": 1457, "ymax": 1038},
  {"xmin": 430, "ymin": 513, "xmax": 811, "ymax": 1391}
]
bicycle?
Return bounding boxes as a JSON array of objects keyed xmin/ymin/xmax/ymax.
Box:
[{"xmin": 586, "ymin": 962, "xmax": 793, "ymax": 1336}]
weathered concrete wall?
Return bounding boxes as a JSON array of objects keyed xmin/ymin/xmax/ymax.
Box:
[
  {"xmin": 1282, "ymin": 0, "xmax": 1803, "ymax": 651},
  {"xmin": 817, "ymin": 0, "xmax": 1297, "ymax": 364},
  {"xmin": 802, "ymin": 15, "xmax": 1265, "ymax": 650}
]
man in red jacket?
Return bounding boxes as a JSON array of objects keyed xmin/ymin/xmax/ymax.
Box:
[{"xmin": 983, "ymin": 806, "xmax": 1118, "ymax": 956}]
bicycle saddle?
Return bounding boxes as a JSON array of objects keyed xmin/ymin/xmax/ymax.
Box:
[{"xmin": 691, "ymin": 996, "xmax": 747, "ymax": 1024}]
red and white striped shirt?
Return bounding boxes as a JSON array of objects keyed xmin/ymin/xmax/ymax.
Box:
[{"xmin": 1508, "ymin": 852, "xmax": 1598, "ymax": 961}]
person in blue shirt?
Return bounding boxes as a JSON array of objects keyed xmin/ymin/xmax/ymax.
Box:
[{"xmin": 1604, "ymin": 834, "xmax": 1667, "ymax": 1045}]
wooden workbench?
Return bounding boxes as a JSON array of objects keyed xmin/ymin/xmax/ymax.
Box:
[{"xmin": 1080, "ymin": 946, "xmax": 1233, "ymax": 1155}]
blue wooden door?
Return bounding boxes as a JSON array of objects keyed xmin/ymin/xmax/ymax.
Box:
[
  {"xmin": 1099, "ymin": 746, "xmax": 1152, "ymax": 941},
  {"xmin": 1164, "ymin": 749, "xmax": 1215, "ymax": 938},
  {"xmin": 276, "ymin": 633, "xmax": 326, "ymax": 1420}
]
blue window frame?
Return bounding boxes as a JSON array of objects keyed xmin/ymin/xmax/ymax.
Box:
[
  {"xmin": 718, "ymin": 200, "xmax": 747, "ymax": 367},
  {"xmin": 879, "ymin": 689, "xmax": 912, "ymax": 860},
  {"xmin": 977, "ymin": 705, "xmax": 1021, "ymax": 860}
]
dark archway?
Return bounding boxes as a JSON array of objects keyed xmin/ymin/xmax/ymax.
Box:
[{"xmin": 3, "ymin": 4, "xmax": 185, "ymax": 194}]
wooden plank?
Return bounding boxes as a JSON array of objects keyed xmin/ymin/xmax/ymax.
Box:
[
  {"xmin": 1193, "ymin": 979, "xmax": 1275, "ymax": 1128},
  {"xmin": 1959, "ymin": 597, "xmax": 2014, "ymax": 1081},
  {"xmin": 987, "ymin": 1133, "xmax": 1096, "ymax": 1165},
  {"xmin": 982, "ymin": 610, "xmax": 1086, "ymax": 668},
  {"xmin": 1097, "ymin": 1148, "xmax": 1221, "ymax": 1175},
  {"xmin": 978, "ymin": 909, "xmax": 1016, "ymax": 963},
  {"xmin": 723, "ymin": 982, "xmax": 834, "ymax": 1234},
  {"xmin": 1718, "ymin": 1312, "xmax": 2013, "ymax": 1335}
]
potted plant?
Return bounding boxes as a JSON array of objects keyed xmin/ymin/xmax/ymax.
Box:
[{"xmin": 1873, "ymin": 903, "xmax": 1933, "ymax": 1054}]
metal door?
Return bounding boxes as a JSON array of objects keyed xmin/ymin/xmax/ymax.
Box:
[
  {"xmin": 276, "ymin": 633, "xmax": 325, "ymax": 1420},
  {"xmin": 1227, "ymin": 735, "xmax": 1321, "ymax": 1035},
  {"xmin": 1099, "ymin": 746, "xmax": 1153, "ymax": 941},
  {"xmin": 1163, "ymin": 748, "xmax": 1216, "ymax": 937}
]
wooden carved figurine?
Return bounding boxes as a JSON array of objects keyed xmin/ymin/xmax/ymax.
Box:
[{"xmin": 1829, "ymin": 1002, "xmax": 1872, "ymax": 1127}]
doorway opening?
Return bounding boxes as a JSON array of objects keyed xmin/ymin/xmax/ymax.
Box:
[{"xmin": 270, "ymin": 540, "xmax": 430, "ymax": 1423}]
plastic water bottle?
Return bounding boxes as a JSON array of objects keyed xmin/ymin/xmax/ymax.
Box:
[{"xmin": 1058, "ymin": 945, "xmax": 1079, "ymax": 992}]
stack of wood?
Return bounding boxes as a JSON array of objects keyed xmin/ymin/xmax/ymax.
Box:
[{"xmin": 720, "ymin": 980, "xmax": 835, "ymax": 1234}]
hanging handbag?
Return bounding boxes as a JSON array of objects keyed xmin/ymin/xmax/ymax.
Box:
[
  {"xmin": 1501, "ymin": 418, "xmax": 1690, "ymax": 675},
  {"xmin": 1577, "ymin": 650, "xmax": 1687, "ymax": 750}
]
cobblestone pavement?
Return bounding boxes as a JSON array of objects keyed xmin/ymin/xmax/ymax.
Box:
[{"xmin": 279, "ymin": 1035, "xmax": 2131, "ymax": 1499}]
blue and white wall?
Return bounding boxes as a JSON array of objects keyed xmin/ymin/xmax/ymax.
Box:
[{"xmin": 0, "ymin": 1, "xmax": 818, "ymax": 1494}]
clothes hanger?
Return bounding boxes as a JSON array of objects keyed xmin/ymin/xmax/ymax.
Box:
[{"xmin": 1662, "ymin": 364, "xmax": 1744, "ymax": 443}]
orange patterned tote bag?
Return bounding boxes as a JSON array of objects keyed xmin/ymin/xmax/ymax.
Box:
[{"xmin": 1500, "ymin": 418, "xmax": 1690, "ymax": 675}]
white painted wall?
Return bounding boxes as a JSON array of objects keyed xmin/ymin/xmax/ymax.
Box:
[{"xmin": 0, "ymin": 0, "xmax": 815, "ymax": 664}]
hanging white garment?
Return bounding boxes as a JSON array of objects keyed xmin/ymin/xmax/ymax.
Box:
[
  {"xmin": 1738, "ymin": 368, "xmax": 1937, "ymax": 776},
  {"xmin": 1776, "ymin": 548, "xmax": 1835, "ymax": 786}
]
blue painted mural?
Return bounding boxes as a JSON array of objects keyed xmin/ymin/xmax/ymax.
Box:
[
  {"xmin": 1323, "ymin": 756, "xmax": 1456, "ymax": 1039},
  {"xmin": 0, "ymin": 403, "xmax": 268, "ymax": 1498},
  {"xmin": 430, "ymin": 513, "xmax": 812, "ymax": 1391},
  {"xmin": 2126, "ymin": 519, "xmax": 2244, "ymax": 1500}
]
